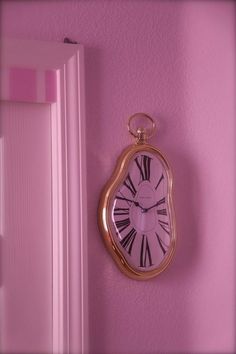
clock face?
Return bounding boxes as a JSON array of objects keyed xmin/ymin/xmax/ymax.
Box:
[{"xmin": 108, "ymin": 150, "xmax": 175, "ymax": 275}]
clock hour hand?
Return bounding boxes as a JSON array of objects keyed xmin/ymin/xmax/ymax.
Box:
[{"xmin": 116, "ymin": 196, "xmax": 145, "ymax": 211}]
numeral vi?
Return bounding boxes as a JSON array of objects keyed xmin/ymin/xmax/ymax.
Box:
[{"xmin": 140, "ymin": 235, "xmax": 153, "ymax": 268}]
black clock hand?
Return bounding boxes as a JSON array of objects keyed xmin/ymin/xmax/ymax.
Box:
[
  {"xmin": 144, "ymin": 197, "xmax": 166, "ymax": 212},
  {"xmin": 143, "ymin": 202, "xmax": 158, "ymax": 212},
  {"xmin": 116, "ymin": 196, "xmax": 145, "ymax": 211}
]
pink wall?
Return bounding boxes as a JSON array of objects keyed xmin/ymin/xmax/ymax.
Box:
[{"xmin": 1, "ymin": 1, "xmax": 235, "ymax": 353}]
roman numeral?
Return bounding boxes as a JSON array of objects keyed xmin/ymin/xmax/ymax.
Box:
[
  {"xmin": 156, "ymin": 233, "xmax": 168, "ymax": 255},
  {"xmin": 157, "ymin": 208, "xmax": 167, "ymax": 216},
  {"xmin": 155, "ymin": 173, "xmax": 164, "ymax": 190},
  {"xmin": 123, "ymin": 173, "xmax": 137, "ymax": 197},
  {"xmin": 140, "ymin": 235, "xmax": 153, "ymax": 268},
  {"xmin": 115, "ymin": 191, "xmax": 133, "ymax": 206},
  {"xmin": 114, "ymin": 207, "xmax": 130, "ymax": 216},
  {"xmin": 120, "ymin": 228, "xmax": 137, "ymax": 255},
  {"xmin": 135, "ymin": 155, "xmax": 152, "ymax": 182},
  {"xmin": 115, "ymin": 218, "xmax": 130, "ymax": 233},
  {"xmin": 158, "ymin": 220, "xmax": 170, "ymax": 235}
]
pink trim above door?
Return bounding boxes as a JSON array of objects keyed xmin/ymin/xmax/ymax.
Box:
[{"xmin": 1, "ymin": 67, "xmax": 57, "ymax": 103}]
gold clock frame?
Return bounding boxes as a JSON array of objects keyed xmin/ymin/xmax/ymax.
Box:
[{"xmin": 98, "ymin": 142, "xmax": 177, "ymax": 280}]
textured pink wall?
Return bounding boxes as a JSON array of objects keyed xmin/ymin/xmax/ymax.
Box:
[{"xmin": 1, "ymin": 1, "xmax": 235, "ymax": 353}]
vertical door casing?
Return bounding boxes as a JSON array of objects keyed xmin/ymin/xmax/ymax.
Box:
[{"xmin": 0, "ymin": 39, "xmax": 88, "ymax": 354}]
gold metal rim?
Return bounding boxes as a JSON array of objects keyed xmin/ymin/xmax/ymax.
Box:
[{"xmin": 98, "ymin": 143, "xmax": 177, "ymax": 280}]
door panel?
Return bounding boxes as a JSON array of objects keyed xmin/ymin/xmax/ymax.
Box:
[
  {"xmin": 0, "ymin": 39, "xmax": 87, "ymax": 354},
  {"xmin": 0, "ymin": 101, "xmax": 52, "ymax": 354}
]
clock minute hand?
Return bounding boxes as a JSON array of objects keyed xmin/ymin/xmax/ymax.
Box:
[
  {"xmin": 144, "ymin": 197, "xmax": 166, "ymax": 212},
  {"xmin": 143, "ymin": 202, "xmax": 158, "ymax": 212}
]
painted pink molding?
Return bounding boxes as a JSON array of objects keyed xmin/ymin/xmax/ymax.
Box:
[
  {"xmin": 10, "ymin": 68, "xmax": 37, "ymax": 102},
  {"xmin": 1, "ymin": 67, "xmax": 57, "ymax": 103},
  {"xmin": 0, "ymin": 39, "xmax": 88, "ymax": 354}
]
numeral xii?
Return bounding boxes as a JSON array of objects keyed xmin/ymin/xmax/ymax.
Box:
[{"xmin": 135, "ymin": 155, "xmax": 152, "ymax": 182}]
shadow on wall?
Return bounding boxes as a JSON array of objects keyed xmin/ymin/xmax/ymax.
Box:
[{"xmin": 84, "ymin": 2, "xmax": 200, "ymax": 354}]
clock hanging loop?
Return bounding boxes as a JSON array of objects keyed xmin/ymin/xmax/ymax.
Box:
[{"xmin": 127, "ymin": 112, "xmax": 156, "ymax": 144}]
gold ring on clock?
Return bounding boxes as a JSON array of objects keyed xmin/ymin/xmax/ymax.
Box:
[{"xmin": 127, "ymin": 112, "xmax": 156, "ymax": 139}]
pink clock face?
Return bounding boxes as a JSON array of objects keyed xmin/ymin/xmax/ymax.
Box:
[{"xmin": 109, "ymin": 151, "xmax": 173, "ymax": 273}]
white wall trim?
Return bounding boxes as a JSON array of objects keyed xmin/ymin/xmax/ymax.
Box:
[{"xmin": 0, "ymin": 39, "xmax": 88, "ymax": 354}]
